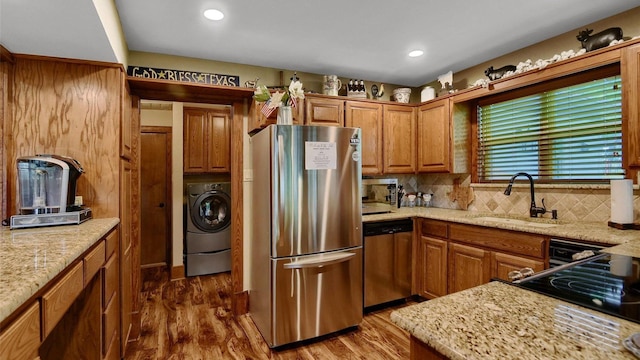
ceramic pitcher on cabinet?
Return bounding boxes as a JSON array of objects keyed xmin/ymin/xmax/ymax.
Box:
[{"xmin": 323, "ymin": 75, "xmax": 342, "ymax": 96}]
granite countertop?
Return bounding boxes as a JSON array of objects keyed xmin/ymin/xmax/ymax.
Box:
[
  {"xmin": 0, "ymin": 218, "xmax": 119, "ymax": 324},
  {"xmin": 363, "ymin": 207, "xmax": 640, "ymax": 248},
  {"xmin": 391, "ymin": 281, "xmax": 640, "ymax": 360}
]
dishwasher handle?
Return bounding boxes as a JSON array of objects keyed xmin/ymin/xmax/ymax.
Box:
[{"xmin": 283, "ymin": 252, "xmax": 356, "ymax": 269}]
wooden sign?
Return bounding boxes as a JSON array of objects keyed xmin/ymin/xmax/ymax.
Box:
[{"xmin": 127, "ymin": 66, "xmax": 240, "ymax": 86}]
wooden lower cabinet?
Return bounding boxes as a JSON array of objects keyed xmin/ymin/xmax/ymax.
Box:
[
  {"xmin": 417, "ymin": 218, "xmax": 548, "ymax": 299},
  {"xmin": 410, "ymin": 336, "xmax": 448, "ymax": 360},
  {"xmin": 0, "ymin": 302, "xmax": 40, "ymax": 360},
  {"xmin": 448, "ymin": 243, "xmax": 492, "ymax": 294},
  {"xmin": 0, "ymin": 229, "xmax": 120, "ymax": 360}
]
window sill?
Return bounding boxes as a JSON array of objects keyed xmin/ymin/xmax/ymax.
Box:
[{"xmin": 470, "ymin": 182, "xmax": 639, "ymax": 190}]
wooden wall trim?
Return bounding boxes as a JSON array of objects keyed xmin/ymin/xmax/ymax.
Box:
[
  {"xmin": 0, "ymin": 47, "xmax": 12, "ymax": 220},
  {"xmin": 231, "ymin": 101, "xmax": 246, "ymax": 315},
  {"xmin": 170, "ymin": 265, "xmax": 185, "ymax": 281},
  {"xmin": 0, "ymin": 45, "xmax": 14, "ymax": 63},
  {"xmin": 11, "ymin": 53, "xmax": 124, "ymax": 70}
]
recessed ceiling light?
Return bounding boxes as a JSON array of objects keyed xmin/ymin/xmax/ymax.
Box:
[
  {"xmin": 408, "ymin": 50, "xmax": 424, "ymax": 58},
  {"xmin": 204, "ymin": 9, "xmax": 224, "ymax": 21}
]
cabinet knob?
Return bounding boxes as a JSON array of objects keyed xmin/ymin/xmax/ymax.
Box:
[{"xmin": 158, "ymin": 203, "xmax": 165, "ymax": 208}]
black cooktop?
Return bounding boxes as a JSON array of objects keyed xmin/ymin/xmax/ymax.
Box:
[{"xmin": 513, "ymin": 253, "xmax": 640, "ymax": 324}]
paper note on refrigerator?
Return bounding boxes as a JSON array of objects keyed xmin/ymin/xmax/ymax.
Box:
[{"xmin": 305, "ymin": 142, "xmax": 337, "ymax": 170}]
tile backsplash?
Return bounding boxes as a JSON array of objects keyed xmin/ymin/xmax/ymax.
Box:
[{"xmin": 387, "ymin": 173, "xmax": 640, "ymax": 223}]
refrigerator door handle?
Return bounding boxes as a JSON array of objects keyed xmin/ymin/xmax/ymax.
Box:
[{"xmin": 283, "ymin": 252, "xmax": 356, "ymax": 269}]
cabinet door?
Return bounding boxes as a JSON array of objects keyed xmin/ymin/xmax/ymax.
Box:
[
  {"xmin": 207, "ymin": 110, "xmax": 231, "ymax": 172},
  {"xmin": 622, "ymin": 43, "xmax": 640, "ymax": 168},
  {"xmin": 492, "ymin": 252, "xmax": 545, "ymax": 282},
  {"xmin": 420, "ymin": 236, "xmax": 448, "ymax": 299},
  {"xmin": 345, "ymin": 101, "xmax": 383, "ymax": 174},
  {"xmin": 120, "ymin": 246, "xmax": 132, "ymax": 358},
  {"xmin": 383, "ymin": 105, "xmax": 416, "ymax": 173},
  {"xmin": 248, "ymin": 99, "xmax": 303, "ymax": 134},
  {"xmin": 417, "ymin": 99, "xmax": 451, "ymax": 172},
  {"xmin": 183, "ymin": 108, "xmax": 208, "ymax": 172},
  {"xmin": 448, "ymin": 243, "xmax": 491, "ymax": 294},
  {"xmin": 305, "ymin": 96, "xmax": 344, "ymax": 126},
  {"xmin": 119, "ymin": 159, "xmax": 132, "ymax": 357}
]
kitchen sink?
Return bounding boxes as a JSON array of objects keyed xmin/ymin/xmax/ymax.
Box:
[{"xmin": 473, "ymin": 216, "xmax": 559, "ymax": 228}]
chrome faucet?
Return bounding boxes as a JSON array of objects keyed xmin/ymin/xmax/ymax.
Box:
[{"xmin": 504, "ymin": 172, "xmax": 547, "ymax": 218}]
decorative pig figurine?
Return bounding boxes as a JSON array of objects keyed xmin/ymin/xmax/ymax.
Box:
[
  {"xmin": 576, "ymin": 27, "xmax": 623, "ymax": 52},
  {"xmin": 244, "ymin": 77, "xmax": 260, "ymax": 88},
  {"xmin": 484, "ymin": 65, "xmax": 516, "ymax": 81}
]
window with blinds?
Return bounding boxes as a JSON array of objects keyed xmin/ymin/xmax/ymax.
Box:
[{"xmin": 476, "ymin": 75, "xmax": 623, "ymax": 182}]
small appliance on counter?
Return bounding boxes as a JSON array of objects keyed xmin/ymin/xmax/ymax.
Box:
[
  {"xmin": 10, "ymin": 154, "xmax": 92, "ymax": 229},
  {"xmin": 361, "ymin": 178, "xmax": 397, "ymax": 215}
]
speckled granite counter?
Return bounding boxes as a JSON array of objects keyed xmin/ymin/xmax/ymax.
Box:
[
  {"xmin": 0, "ymin": 218, "xmax": 119, "ymax": 324},
  {"xmin": 391, "ymin": 281, "xmax": 640, "ymax": 359},
  {"xmin": 363, "ymin": 207, "xmax": 640, "ymax": 247}
]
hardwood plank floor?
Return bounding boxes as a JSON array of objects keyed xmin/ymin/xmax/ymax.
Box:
[{"xmin": 126, "ymin": 268, "xmax": 412, "ymax": 359}]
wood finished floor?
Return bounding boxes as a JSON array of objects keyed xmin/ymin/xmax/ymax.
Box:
[{"xmin": 126, "ymin": 268, "xmax": 413, "ymax": 360}]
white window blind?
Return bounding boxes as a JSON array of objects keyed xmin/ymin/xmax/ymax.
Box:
[{"xmin": 477, "ymin": 75, "xmax": 623, "ymax": 182}]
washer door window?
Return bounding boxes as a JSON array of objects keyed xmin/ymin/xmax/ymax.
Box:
[{"xmin": 191, "ymin": 191, "xmax": 231, "ymax": 233}]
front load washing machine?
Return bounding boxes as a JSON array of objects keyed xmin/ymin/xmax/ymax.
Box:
[{"xmin": 184, "ymin": 182, "xmax": 231, "ymax": 276}]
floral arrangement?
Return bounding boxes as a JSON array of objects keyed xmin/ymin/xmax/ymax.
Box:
[{"xmin": 253, "ymin": 80, "xmax": 305, "ymax": 117}]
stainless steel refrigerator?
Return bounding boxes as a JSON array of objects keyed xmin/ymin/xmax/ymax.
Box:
[{"xmin": 250, "ymin": 124, "xmax": 363, "ymax": 348}]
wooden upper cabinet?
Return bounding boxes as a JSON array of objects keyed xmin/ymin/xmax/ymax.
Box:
[
  {"xmin": 0, "ymin": 302, "xmax": 41, "ymax": 360},
  {"xmin": 417, "ymin": 99, "xmax": 451, "ymax": 173},
  {"xmin": 305, "ymin": 96, "xmax": 344, "ymax": 126},
  {"xmin": 248, "ymin": 99, "xmax": 303, "ymax": 134},
  {"xmin": 383, "ymin": 104, "xmax": 416, "ymax": 173},
  {"xmin": 622, "ymin": 43, "xmax": 640, "ymax": 169},
  {"xmin": 183, "ymin": 107, "xmax": 231, "ymax": 173},
  {"xmin": 345, "ymin": 101, "xmax": 383, "ymax": 174}
]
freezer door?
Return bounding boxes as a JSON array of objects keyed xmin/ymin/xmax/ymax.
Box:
[
  {"xmin": 270, "ymin": 125, "xmax": 363, "ymax": 257},
  {"xmin": 270, "ymin": 248, "xmax": 363, "ymax": 347}
]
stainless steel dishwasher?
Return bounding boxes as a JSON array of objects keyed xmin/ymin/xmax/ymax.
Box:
[{"xmin": 363, "ymin": 218, "xmax": 413, "ymax": 308}]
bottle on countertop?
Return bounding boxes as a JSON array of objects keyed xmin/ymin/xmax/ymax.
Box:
[
  {"xmin": 397, "ymin": 185, "xmax": 404, "ymax": 208},
  {"xmin": 348, "ymin": 79, "xmax": 354, "ymax": 92}
]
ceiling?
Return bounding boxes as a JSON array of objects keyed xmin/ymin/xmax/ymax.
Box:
[{"xmin": 1, "ymin": 1, "xmax": 637, "ymax": 87}]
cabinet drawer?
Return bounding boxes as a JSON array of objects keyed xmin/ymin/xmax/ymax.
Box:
[
  {"xmin": 102, "ymin": 253, "xmax": 118, "ymax": 306},
  {"xmin": 103, "ymin": 295, "xmax": 119, "ymax": 356},
  {"xmin": 84, "ymin": 240, "xmax": 105, "ymax": 287},
  {"xmin": 42, "ymin": 261, "xmax": 84, "ymax": 337},
  {"xmin": 420, "ymin": 219, "xmax": 448, "ymax": 238},
  {"xmin": 449, "ymin": 223, "xmax": 546, "ymax": 258},
  {"xmin": 105, "ymin": 228, "xmax": 119, "ymax": 260},
  {"xmin": 0, "ymin": 302, "xmax": 40, "ymax": 360},
  {"xmin": 492, "ymin": 252, "xmax": 546, "ymax": 281}
]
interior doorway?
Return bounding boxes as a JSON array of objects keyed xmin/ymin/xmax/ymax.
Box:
[{"xmin": 140, "ymin": 126, "xmax": 172, "ymax": 268}]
